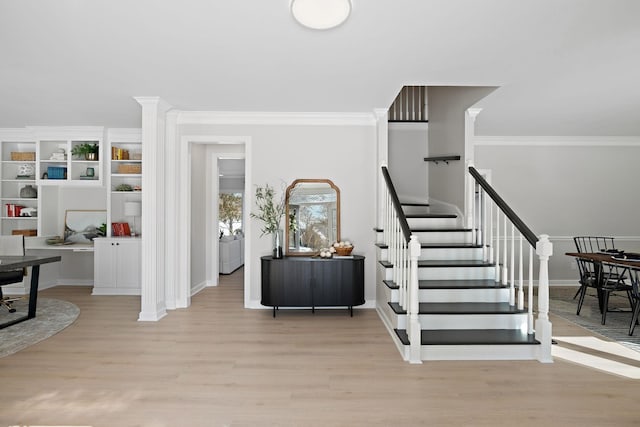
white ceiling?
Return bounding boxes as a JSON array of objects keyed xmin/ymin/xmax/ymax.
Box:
[{"xmin": 1, "ymin": 0, "xmax": 639, "ymax": 136}]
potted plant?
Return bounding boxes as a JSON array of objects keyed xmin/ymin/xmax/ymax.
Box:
[
  {"xmin": 251, "ymin": 183, "xmax": 286, "ymax": 258},
  {"xmin": 71, "ymin": 143, "xmax": 99, "ymax": 160}
]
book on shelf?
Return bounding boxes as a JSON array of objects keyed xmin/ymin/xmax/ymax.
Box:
[{"xmin": 111, "ymin": 222, "xmax": 131, "ymax": 237}]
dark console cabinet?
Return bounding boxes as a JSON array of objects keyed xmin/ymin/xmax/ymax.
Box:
[{"xmin": 261, "ymin": 255, "xmax": 365, "ymax": 317}]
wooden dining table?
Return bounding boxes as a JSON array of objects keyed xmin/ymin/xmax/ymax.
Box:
[{"xmin": 566, "ymin": 252, "xmax": 640, "ymax": 269}]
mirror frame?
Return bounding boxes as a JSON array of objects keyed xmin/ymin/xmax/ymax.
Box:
[{"xmin": 285, "ymin": 178, "xmax": 340, "ymax": 256}]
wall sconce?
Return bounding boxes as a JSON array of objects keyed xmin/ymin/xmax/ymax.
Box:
[
  {"xmin": 124, "ymin": 201, "xmax": 142, "ymax": 237},
  {"xmin": 290, "ymin": 0, "xmax": 352, "ymax": 30}
]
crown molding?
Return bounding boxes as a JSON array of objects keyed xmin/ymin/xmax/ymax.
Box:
[
  {"xmin": 176, "ymin": 111, "xmax": 376, "ymax": 126},
  {"xmin": 474, "ymin": 135, "xmax": 640, "ymax": 146}
]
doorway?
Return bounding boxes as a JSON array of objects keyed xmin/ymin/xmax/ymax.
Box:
[{"xmin": 176, "ymin": 136, "xmax": 251, "ymax": 310}]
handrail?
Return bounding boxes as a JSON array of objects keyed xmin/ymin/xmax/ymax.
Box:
[
  {"xmin": 381, "ymin": 166, "xmax": 411, "ymax": 242},
  {"xmin": 469, "ymin": 166, "xmax": 538, "ymax": 247}
]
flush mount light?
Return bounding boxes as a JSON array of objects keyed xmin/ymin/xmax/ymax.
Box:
[{"xmin": 291, "ymin": 0, "xmax": 352, "ymax": 30}]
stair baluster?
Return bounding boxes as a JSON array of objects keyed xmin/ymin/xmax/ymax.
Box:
[{"xmin": 469, "ymin": 166, "xmax": 553, "ymax": 363}]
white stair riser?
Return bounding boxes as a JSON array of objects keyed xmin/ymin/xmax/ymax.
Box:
[
  {"xmin": 377, "ymin": 246, "xmax": 482, "ymax": 261},
  {"xmin": 419, "ymin": 344, "xmax": 539, "ymax": 361},
  {"xmin": 395, "ymin": 313, "xmax": 528, "ymax": 330},
  {"xmin": 402, "ymin": 205, "xmax": 431, "ymax": 215},
  {"xmin": 383, "ymin": 266, "xmax": 495, "ymax": 281},
  {"xmin": 383, "ymin": 285, "xmax": 509, "ymax": 304},
  {"xmin": 420, "ymin": 288, "xmax": 509, "ymax": 303},
  {"xmin": 407, "ymin": 217, "xmax": 458, "ymax": 229},
  {"xmin": 412, "ymin": 231, "xmax": 473, "ymax": 243}
]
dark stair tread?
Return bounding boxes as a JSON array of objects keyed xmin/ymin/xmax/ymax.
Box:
[
  {"xmin": 405, "ymin": 213, "xmax": 457, "ymax": 219},
  {"xmin": 394, "ymin": 329, "xmax": 540, "ymax": 346},
  {"xmin": 410, "ymin": 228, "xmax": 473, "ymax": 232},
  {"xmin": 388, "ymin": 301, "xmax": 526, "ymax": 315},
  {"xmin": 380, "ymin": 260, "xmax": 494, "ymax": 268},
  {"xmin": 376, "ymin": 242, "xmax": 482, "ymax": 249},
  {"xmin": 383, "ymin": 279, "xmax": 507, "ymax": 290},
  {"xmin": 401, "ymin": 203, "xmax": 430, "ymax": 207}
]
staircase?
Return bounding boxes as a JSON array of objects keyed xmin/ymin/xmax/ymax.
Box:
[
  {"xmin": 376, "ymin": 167, "xmax": 553, "ymax": 363},
  {"xmin": 376, "ymin": 204, "xmax": 540, "ymax": 361}
]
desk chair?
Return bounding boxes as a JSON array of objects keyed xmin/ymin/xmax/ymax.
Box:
[{"xmin": 0, "ymin": 235, "xmax": 26, "ymax": 313}]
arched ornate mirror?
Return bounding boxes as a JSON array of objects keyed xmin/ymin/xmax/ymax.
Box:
[{"xmin": 285, "ymin": 179, "xmax": 340, "ymax": 256}]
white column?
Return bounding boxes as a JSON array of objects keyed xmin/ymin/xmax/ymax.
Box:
[
  {"xmin": 408, "ymin": 235, "xmax": 422, "ymax": 364},
  {"xmin": 135, "ymin": 96, "xmax": 172, "ymax": 321},
  {"xmin": 535, "ymin": 234, "xmax": 554, "ymax": 363},
  {"xmin": 164, "ymin": 110, "xmax": 179, "ymax": 310}
]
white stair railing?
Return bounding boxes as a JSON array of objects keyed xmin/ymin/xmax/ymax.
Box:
[
  {"xmin": 381, "ymin": 166, "xmax": 422, "ymax": 363},
  {"xmin": 468, "ymin": 165, "xmax": 553, "ymax": 363}
]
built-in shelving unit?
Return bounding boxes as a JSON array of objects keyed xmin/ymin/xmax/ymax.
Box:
[
  {"xmin": 0, "ymin": 139, "xmax": 39, "ymax": 236},
  {"xmin": 106, "ymin": 129, "xmax": 142, "ymax": 237}
]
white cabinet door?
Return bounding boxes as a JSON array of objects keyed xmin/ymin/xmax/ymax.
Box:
[
  {"xmin": 94, "ymin": 238, "xmax": 116, "ymax": 290},
  {"xmin": 115, "ymin": 239, "xmax": 141, "ymax": 289},
  {"xmin": 93, "ymin": 237, "xmax": 141, "ymax": 295}
]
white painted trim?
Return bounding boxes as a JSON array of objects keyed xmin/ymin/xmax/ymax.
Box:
[
  {"xmin": 388, "ymin": 122, "xmax": 428, "ymax": 131},
  {"xmin": 164, "ymin": 111, "xmax": 179, "ymax": 310},
  {"xmin": 474, "ymin": 135, "xmax": 640, "ymax": 146},
  {"xmin": 92, "ymin": 288, "xmax": 141, "ymax": 296},
  {"xmin": 177, "ymin": 135, "xmax": 251, "ymax": 310},
  {"xmin": 190, "ymin": 280, "xmax": 208, "ymax": 296},
  {"xmin": 177, "ymin": 111, "xmax": 376, "ymax": 126}
]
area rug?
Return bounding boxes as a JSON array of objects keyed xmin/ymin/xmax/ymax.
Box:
[
  {"xmin": 0, "ymin": 298, "xmax": 80, "ymax": 358},
  {"xmin": 549, "ymin": 287, "xmax": 640, "ymax": 353}
]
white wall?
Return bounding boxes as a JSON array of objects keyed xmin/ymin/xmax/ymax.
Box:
[
  {"xmin": 474, "ymin": 137, "xmax": 640, "ymax": 283},
  {"xmin": 388, "ymin": 122, "xmax": 428, "ymax": 202},
  {"xmin": 179, "ymin": 121, "xmax": 377, "ymax": 306},
  {"xmin": 428, "ymin": 87, "xmax": 496, "ymax": 212}
]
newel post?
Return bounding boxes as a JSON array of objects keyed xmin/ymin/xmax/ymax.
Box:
[
  {"xmin": 535, "ymin": 234, "xmax": 553, "ymax": 363},
  {"xmin": 408, "ymin": 235, "xmax": 422, "ymax": 364}
]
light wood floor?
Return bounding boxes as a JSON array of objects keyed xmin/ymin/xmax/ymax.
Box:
[{"xmin": 1, "ymin": 270, "xmax": 638, "ymax": 427}]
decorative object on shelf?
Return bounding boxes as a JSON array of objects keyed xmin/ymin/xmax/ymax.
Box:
[
  {"xmin": 318, "ymin": 246, "xmax": 335, "ymax": 258},
  {"xmin": 49, "ymin": 149, "xmax": 66, "ymax": 161},
  {"xmin": 115, "ymin": 183, "xmax": 133, "ymax": 192},
  {"xmin": 19, "ymin": 184, "xmax": 37, "ymax": 198},
  {"xmin": 10, "ymin": 152, "xmax": 35, "ymax": 161},
  {"xmin": 251, "ymin": 183, "xmax": 286, "ymax": 259},
  {"xmin": 124, "ymin": 201, "xmax": 142, "ymax": 237},
  {"xmin": 333, "ymin": 240, "xmax": 353, "ymax": 256},
  {"xmin": 86, "ymin": 167, "xmax": 95, "ymax": 177},
  {"xmin": 18, "ymin": 207, "xmax": 37, "ymax": 217},
  {"xmin": 71, "ymin": 143, "xmax": 98, "ymax": 160},
  {"xmin": 16, "ymin": 163, "xmax": 35, "ymax": 178},
  {"xmin": 64, "ymin": 210, "xmax": 107, "ymax": 243},
  {"xmin": 118, "ymin": 163, "xmax": 142, "ymax": 174}
]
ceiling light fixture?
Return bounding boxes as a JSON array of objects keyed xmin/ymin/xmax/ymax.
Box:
[{"xmin": 291, "ymin": 0, "xmax": 352, "ymax": 30}]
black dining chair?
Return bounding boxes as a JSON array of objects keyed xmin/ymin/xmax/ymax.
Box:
[
  {"xmin": 572, "ymin": 236, "xmax": 628, "ymax": 300},
  {"xmin": 627, "ymin": 267, "xmax": 640, "ymax": 336},
  {"xmin": 599, "ymin": 261, "xmax": 634, "ymax": 325}
]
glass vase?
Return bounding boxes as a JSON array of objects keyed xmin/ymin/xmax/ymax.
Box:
[{"xmin": 272, "ymin": 229, "xmax": 283, "ymax": 259}]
